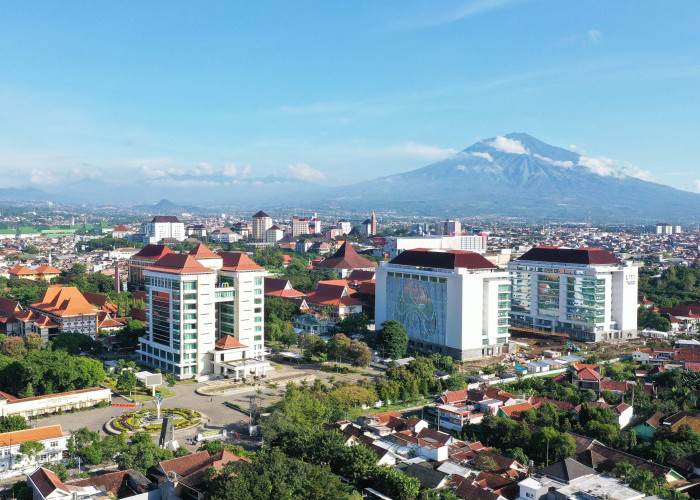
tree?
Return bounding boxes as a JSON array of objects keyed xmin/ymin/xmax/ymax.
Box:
[
  {"xmin": 80, "ymin": 443, "xmax": 103, "ymax": 465},
  {"xmin": 23, "ymin": 245, "xmax": 39, "ymax": 254},
  {"xmin": 0, "ymin": 416, "xmax": 28, "ymax": 433},
  {"xmin": 1, "ymin": 337, "xmax": 27, "ymax": 358},
  {"xmin": 117, "ymin": 370, "xmax": 137, "ymax": 395},
  {"xmin": 369, "ymin": 466, "xmax": 420, "ymax": 500},
  {"xmin": 377, "ymin": 320, "xmax": 408, "ymax": 360},
  {"xmin": 472, "ymin": 454, "xmax": 498, "ymax": 471},
  {"xmin": 116, "ymin": 432, "xmax": 174, "ymax": 473},
  {"xmin": 42, "ymin": 462, "xmax": 68, "ymax": 481},
  {"xmin": 206, "ymin": 447, "xmax": 353, "ymax": 500},
  {"xmin": 69, "ymin": 263, "xmax": 87, "ymax": 275},
  {"xmin": 327, "ymin": 334, "xmax": 351, "ymax": 361},
  {"xmin": 51, "ymin": 332, "xmax": 102, "ymax": 355},
  {"xmin": 23, "ymin": 333, "xmax": 43, "ymax": 352},
  {"xmin": 19, "ymin": 441, "xmax": 44, "ymax": 462},
  {"xmin": 347, "ymin": 339, "xmax": 371, "ymax": 367}
]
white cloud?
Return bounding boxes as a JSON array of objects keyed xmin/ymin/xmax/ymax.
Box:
[
  {"xmin": 456, "ymin": 165, "xmax": 467, "ymax": 171},
  {"xmin": 691, "ymin": 180, "xmax": 700, "ymax": 193},
  {"xmin": 471, "ymin": 152, "xmax": 494, "ymax": 162},
  {"xmin": 192, "ymin": 162, "xmax": 214, "ymax": 176},
  {"xmin": 286, "ymin": 163, "xmax": 326, "ymax": 182},
  {"xmin": 588, "ymin": 29, "xmax": 602, "ymax": 42},
  {"xmin": 29, "ymin": 170, "xmax": 62, "ymax": 186},
  {"xmin": 389, "ymin": 142, "xmax": 458, "ymax": 160},
  {"xmin": 534, "ymin": 154, "xmax": 574, "ymax": 168},
  {"xmin": 222, "ymin": 164, "xmax": 239, "ymax": 177},
  {"xmin": 397, "ymin": 0, "xmax": 528, "ymax": 29},
  {"xmin": 578, "ymin": 155, "xmax": 653, "ymax": 181},
  {"xmin": 488, "ymin": 136, "xmax": 530, "ymax": 155},
  {"xmin": 29, "ymin": 167, "xmax": 102, "ymax": 186}
]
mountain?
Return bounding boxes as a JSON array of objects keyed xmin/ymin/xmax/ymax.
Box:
[
  {"xmin": 0, "ymin": 187, "xmax": 54, "ymax": 202},
  {"xmin": 329, "ymin": 133, "xmax": 700, "ymax": 222}
]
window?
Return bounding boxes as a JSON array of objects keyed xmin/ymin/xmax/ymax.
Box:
[
  {"xmin": 183, "ymin": 282, "xmax": 197, "ymax": 290},
  {"xmin": 254, "ymin": 326, "xmax": 262, "ymax": 332},
  {"xmin": 254, "ymin": 289, "xmax": 262, "ymax": 295},
  {"xmin": 254, "ymin": 307, "xmax": 262, "ymax": 313},
  {"xmin": 254, "ymin": 317, "xmax": 262, "ymax": 322},
  {"xmin": 254, "ymin": 277, "xmax": 263, "ymax": 286},
  {"xmin": 254, "ymin": 335, "xmax": 262, "ymax": 341},
  {"xmin": 185, "ymin": 343, "xmax": 196, "ymax": 350},
  {"xmin": 254, "ymin": 298, "xmax": 262, "ymax": 304}
]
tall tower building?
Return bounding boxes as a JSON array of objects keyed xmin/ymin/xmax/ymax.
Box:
[
  {"xmin": 375, "ymin": 249, "xmax": 510, "ymax": 360},
  {"xmin": 507, "ymin": 246, "xmax": 637, "ymax": 342},
  {"xmin": 251, "ymin": 211, "xmax": 272, "ymax": 241},
  {"xmin": 137, "ymin": 244, "xmax": 268, "ymax": 379}
]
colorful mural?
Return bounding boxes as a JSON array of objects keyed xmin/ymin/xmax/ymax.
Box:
[{"xmin": 387, "ymin": 276, "xmax": 447, "ymax": 345}]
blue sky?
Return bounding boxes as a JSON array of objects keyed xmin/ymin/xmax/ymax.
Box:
[{"xmin": 1, "ymin": 0, "xmax": 699, "ymax": 195}]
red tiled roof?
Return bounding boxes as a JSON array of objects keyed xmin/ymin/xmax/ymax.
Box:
[
  {"xmin": 8, "ymin": 265, "xmax": 36, "ymax": 275},
  {"xmin": 499, "ymin": 402, "xmax": 533, "ymax": 418},
  {"xmin": 189, "ymin": 244, "xmax": 220, "ymax": 260},
  {"xmin": 218, "ymin": 252, "xmax": 264, "ymax": 271},
  {"xmin": 314, "ymin": 241, "xmax": 376, "ymax": 270},
  {"xmin": 32, "ymin": 285, "xmax": 98, "ymax": 317},
  {"xmin": 576, "ymin": 367, "xmax": 601, "ymax": 381},
  {"xmin": 34, "ymin": 265, "xmax": 60, "ymax": 274},
  {"xmin": 0, "ymin": 297, "xmax": 20, "ymax": 315},
  {"xmin": 113, "ymin": 224, "xmax": 129, "ymax": 232},
  {"xmin": 131, "ymin": 244, "xmax": 174, "ymax": 260},
  {"xmin": 215, "ymin": 335, "xmax": 247, "ymax": 350},
  {"xmin": 147, "ymin": 254, "xmax": 213, "ymax": 274},
  {"xmin": 0, "ymin": 425, "xmax": 63, "ymax": 447},
  {"xmin": 158, "ymin": 451, "xmax": 211, "ymax": 476},
  {"xmin": 28, "ymin": 467, "xmax": 75, "ymax": 498}
]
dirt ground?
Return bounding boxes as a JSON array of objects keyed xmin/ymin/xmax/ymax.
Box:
[{"xmin": 462, "ymin": 333, "xmax": 648, "ymax": 372}]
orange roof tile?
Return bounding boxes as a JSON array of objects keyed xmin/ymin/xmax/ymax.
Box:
[
  {"xmin": 218, "ymin": 251, "xmax": 264, "ymax": 271},
  {"xmin": 0, "ymin": 425, "xmax": 63, "ymax": 447},
  {"xmin": 8, "ymin": 265, "xmax": 36, "ymax": 275},
  {"xmin": 147, "ymin": 254, "xmax": 213, "ymax": 274},
  {"xmin": 31, "ymin": 286, "xmax": 98, "ymax": 317},
  {"xmin": 189, "ymin": 244, "xmax": 220, "ymax": 260},
  {"xmin": 215, "ymin": 335, "xmax": 248, "ymax": 350},
  {"xmin": 34, "ymin": 265, "xmax": 60, "ymax": 274}
]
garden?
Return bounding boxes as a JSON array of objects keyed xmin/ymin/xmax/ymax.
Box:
[{"xmin": 111, "ymin": 407, "xmax": 202, "ymax": 433}]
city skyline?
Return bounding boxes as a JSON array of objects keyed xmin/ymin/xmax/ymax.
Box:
[{"xmin": 1, "ymin": 1, "xmax": 699, "ymax": 196}]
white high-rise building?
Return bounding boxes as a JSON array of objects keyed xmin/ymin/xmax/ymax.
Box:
[
  {"xmin": 138, "ymin": 244, "xmax": 268, "ymax": 379},
  {"xmin": 292, "ymin": 217, "xmax": 310, "ymax": 237},
  {"xmin": 375, "ymin": 249, "xmax": 511, "ymax": 360},
  {"xmin": 382, "ymin": 235, "xmax": 488, "ymax": 259},
  {"xmin": 435, "ymin": 220, "xmax": 462, "ymax": 236},
  {"xmin": 252, "ymin": 211, "xmax": 272, "ymax": 241},
  {"xmin": 337, "ymin": 219, "xmax": 352, "ymax": 235},
  {"xmin": 145, "ymin": 216, "xmax": 185, "ymax": 243},
  {"xmin": 507, "ymin": 246, "xmax": 638, "ymax": 342}
]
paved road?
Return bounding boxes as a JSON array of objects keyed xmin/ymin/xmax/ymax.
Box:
[{"xmin": 36, "ymin": 360, "xmax": 384, "ymax": 451}]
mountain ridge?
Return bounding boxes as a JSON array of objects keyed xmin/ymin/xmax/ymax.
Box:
[{"xmin": 325, "ymin": 133, "xmax": 700, "ymax": 222}]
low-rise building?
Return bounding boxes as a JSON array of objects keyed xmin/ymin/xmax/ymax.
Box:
[{"xmin": 0, "ymin": 425, "xmax": 68, "ymax": 475}]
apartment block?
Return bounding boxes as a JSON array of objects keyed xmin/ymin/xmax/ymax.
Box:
[
  {"xmin": 375, "ymin": 249, "xmax": 511, "ymax": 360},
  {"xmin": 507, "ymin": 246, "xmax": 638, "ymax": 342}
]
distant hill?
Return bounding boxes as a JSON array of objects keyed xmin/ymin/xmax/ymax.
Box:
[
  {"xmin": 325, "ymin": 133, "xmax": 700, "ymax": 222},
  {"xmin": 0, "ymin": 187, "xmax": 53, "ymax": 202}
]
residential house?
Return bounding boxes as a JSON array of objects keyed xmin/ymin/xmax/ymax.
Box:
[
  {"xmin": 305, "ymin": 280, "xmax": 363, "ymax": 318},
  {"xmin": 516, "ymin": 458, "xmax": 646, "ymax": 500},
  {"xmin": 8, "ymin": 266, "xmax": 37, "ymax": 281},
  {"xmin": 0, "ymin": 425, "xmax": 68, "ymax": 475},
  {"xmin": 152, "ymin": 449, "xmax": 250, "ymax": 500},
  {"xmin": 34, "ymin": 265, "xmax": 60, "ymax": 281}
]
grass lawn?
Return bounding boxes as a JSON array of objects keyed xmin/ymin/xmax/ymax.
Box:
[{"xmin": 131, "ymin": 387, "xmax": 176, "ymax": 402}]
